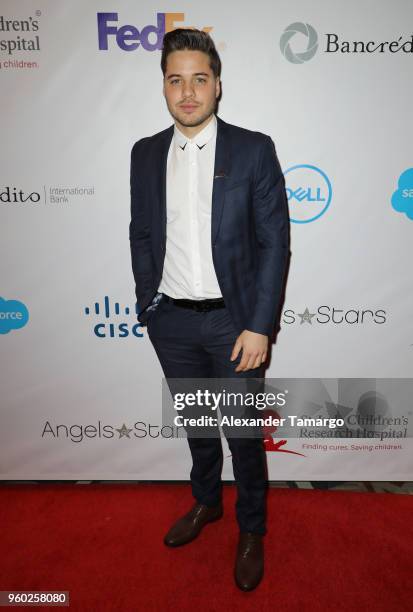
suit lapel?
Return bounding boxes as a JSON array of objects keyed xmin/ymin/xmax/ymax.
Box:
[
  {"xmin": 212, "ymin": 115, "xmax": 231, "ymax": 244},
  {"xmin": 157, "ymin": 113, "xmax": 231, "ymax": 250},
  {"xmin": 155, "ymin": 125, "xmax": 173, "ymax": 255}
]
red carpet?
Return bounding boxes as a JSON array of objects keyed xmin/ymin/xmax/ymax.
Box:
[{"xmin": 0, "ymin": 484, "xmax": 412, "ymax": 611}]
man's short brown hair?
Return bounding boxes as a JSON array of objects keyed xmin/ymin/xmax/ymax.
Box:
[{"xmin": 161, "ymin": 28, "xmax": 222, "ymax": 78}]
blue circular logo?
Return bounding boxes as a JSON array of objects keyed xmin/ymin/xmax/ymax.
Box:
[{"xmin": 284, "ymin": 164, "xmax": 332, "ymax": 223}]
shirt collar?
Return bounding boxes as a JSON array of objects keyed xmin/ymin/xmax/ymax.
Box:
[{"xmin": 174, "ymin": 113, "xmax": 217, "ymax": 150}]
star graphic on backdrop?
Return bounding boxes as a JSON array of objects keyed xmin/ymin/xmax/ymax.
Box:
[
  {"xmin": 297, "ymin": 307, "xmax": 316, "ymax": 324},
  {"xmin": 116, "ymin": 424, "xmax": 133, "ymax": 438}
]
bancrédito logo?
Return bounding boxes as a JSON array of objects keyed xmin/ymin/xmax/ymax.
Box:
[
  {"xmin": 0, "ymin": 296, "xmax": 29, "ymax": 334},
  {"xmin": 0, "ymin": 186, "xmax": 40, "ymax": 203},
  {"xmin": 97, "ymin": 12, "xmax": 212, "ymax": 51},
  {"xmin": 280, "ymin": 22, "xmax": 318, "ymax": 64},
  {"xmin": 284, "ymin": 164, "xmax": 332, "ymax": 223},
  {"xmin": 0, "ymin": 185, "xmax": 94, "ymax": 205},
  {"xmin": 280, "ymin": 22, "xmax": 413, "ymax": 62},
  {"xmin": 391, "ymin": 168, "xmax": 413, "ymax": 220}
]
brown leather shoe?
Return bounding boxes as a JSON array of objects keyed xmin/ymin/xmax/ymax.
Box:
[
  {"xmin": 164, "ymin": 502, "xmax": 223, "ymax": 547},
  {"xmin": 234, "ymin": 532, "xmax": 264, "ymax": 591}
]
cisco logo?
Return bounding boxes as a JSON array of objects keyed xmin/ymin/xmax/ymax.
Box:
[
  {"xmin": 280, "ymin": 22, "xmax": 318, "ymax": 64},
  {"xmin": 84, "ymin": 295, "xmax": 145, "ymax": 338},
  {"xmin": 97, "ymin": 12, "xmax": 212, "ymax": 52},
  {"xmin": 284, "ymin": 164, "xmax": 332, "ymax": 223}
]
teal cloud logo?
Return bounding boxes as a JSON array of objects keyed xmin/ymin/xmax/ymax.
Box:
[
  {"xmin": 0, "ymin": 297, "xmax": 29, "ymax": 334},
  {"xmin": 391, "ymin": 169, "xmax": 413, "ymax": 220},
  {"xmin": 280, "ymin": 22, "xmax": 318, "ymax": 64}
]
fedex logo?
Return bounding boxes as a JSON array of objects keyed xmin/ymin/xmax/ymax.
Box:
[{"xmin": 97, "ymin": 12, "xmax": 213, "ymax": 52}]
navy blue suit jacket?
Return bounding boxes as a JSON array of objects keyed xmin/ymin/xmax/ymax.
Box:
[{"xmin": 129, "ymin": 114, "xmax": 290, "ymax": 337}]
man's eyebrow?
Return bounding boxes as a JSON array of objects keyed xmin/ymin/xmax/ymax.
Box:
[{"xmin": 166, "ymin": 72, "xmax": 210, "ymax": 79}]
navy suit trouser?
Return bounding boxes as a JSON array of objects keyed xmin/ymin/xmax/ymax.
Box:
[{"xmin": 146, "ymin": 295, "xmax": 268, "ymax": 536}]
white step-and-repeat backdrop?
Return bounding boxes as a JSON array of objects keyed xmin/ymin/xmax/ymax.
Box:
[{"xmin": 1, "ymin": 0, "xmax": 412, "ymax": 480}]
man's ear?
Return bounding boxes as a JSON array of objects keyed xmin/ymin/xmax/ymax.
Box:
[{"xmin": 216, "ymin": 77, "xmax": 221, "ymax": 98}]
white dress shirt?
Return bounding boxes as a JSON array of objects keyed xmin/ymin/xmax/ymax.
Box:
[{"xmin": 158, "ymin": 113, "xmax": 223, "ymax": 300}]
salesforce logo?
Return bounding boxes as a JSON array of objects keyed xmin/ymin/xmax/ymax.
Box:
[
  {"xmin": 0, "ymin": 296, "xmax": 29, "ymax": 334},
  {"xmin": 280, "ymin": 22, "xmax": 318, "ymax": 64},
  {"xmin": 284, "ymin": 164, "xmax": 332, "ymax": 223},
  {"xmin": 391, "ymin": 168, "xmax": 413, "ymax": 220},
  {"xmin": 97, "ymin": 12, "xmax": 212, "ymax": 52}
]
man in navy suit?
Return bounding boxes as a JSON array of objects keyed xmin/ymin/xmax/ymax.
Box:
[{"xmin": 129, "ymin": 28, "xmax": 290, "ymax": 591}]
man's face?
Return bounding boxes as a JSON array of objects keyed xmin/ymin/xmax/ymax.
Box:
[{"xmin": 163, "ymin": 49, "xmax": 220, "ymax": 130}]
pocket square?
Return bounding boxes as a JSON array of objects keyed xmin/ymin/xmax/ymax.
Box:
[{"xmin": 214, "ymin": 170, "xmax": 227, "ymax": 179}]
